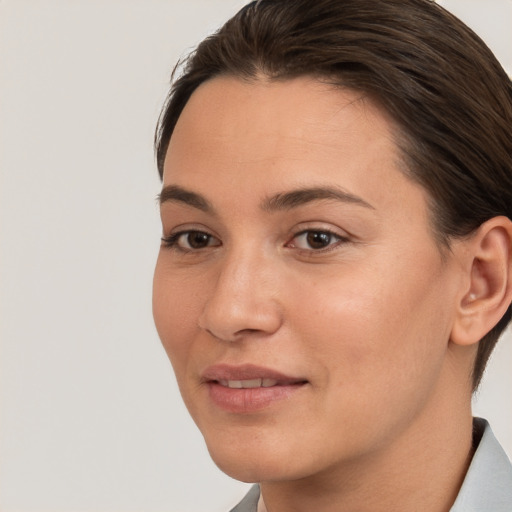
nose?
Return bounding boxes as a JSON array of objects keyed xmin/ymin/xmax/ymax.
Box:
[{"xmin": 197, "ymin": 247, "xmax": 283, "ymax": 342}]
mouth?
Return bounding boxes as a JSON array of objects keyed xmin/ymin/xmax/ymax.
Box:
[{"xmin": 202, "ymin": 364, "xmax": 308, "ymax": 413}]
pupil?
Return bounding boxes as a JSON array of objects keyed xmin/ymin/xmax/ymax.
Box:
[
  {"xmin": 307, "ymin": 231, "xmax": 331, "ymax": 249},
  {"xmin": 188, "ymin": 232, "xmax": 209, "ymax": 248}
]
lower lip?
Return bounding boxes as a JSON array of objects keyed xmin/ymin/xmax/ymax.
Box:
[{"xmin": 207, "ymin": 382, "xmax": 305, "ymax": 413}]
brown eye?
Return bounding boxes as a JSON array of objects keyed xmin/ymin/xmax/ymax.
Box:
[
  {"xmin": 187, "ymin": 231, "xmax": 212, "ymax": 249},
  {"xmin": 305, "ymin": 231, "xmax": 333, "ymax": 249},
  {"xmin": 290, "ymin": 230, "xmax": 345, "ymax": 251},
  {"xmin": 161, "ymin": 230, "xmax": 221, "ymax": 250}
]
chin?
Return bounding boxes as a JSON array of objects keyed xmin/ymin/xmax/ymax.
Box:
[
  {"xmin": 204, "ymin": 433, "xmax": 318, "ymax": 484},
  {"xmin": 209, "ymin": 451, "xmax": 292, "ymax": 483}
]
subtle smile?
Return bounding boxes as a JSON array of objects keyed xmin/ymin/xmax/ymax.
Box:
[{"xmin": 202, "ymin": 365, "xmax": 308, "ymax": 413}]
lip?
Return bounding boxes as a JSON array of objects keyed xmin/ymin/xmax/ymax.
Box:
[
  {"xmin": 201, "ymin": 363, "xmax": 305, "ymax": 384},
  {"xmin": 201, "ymin": 364, "xmax": 308, "ymax": 413}
]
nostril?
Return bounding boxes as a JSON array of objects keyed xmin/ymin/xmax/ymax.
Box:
[{"xmin": 237, "ymin": 328, "xmax": 261, "ymax": 335}]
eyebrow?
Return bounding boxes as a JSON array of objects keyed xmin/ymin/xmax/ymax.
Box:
[
  {"xmin": 158, "ymin": 185, "xmax": 214, "ymax": 213},
  {"xmin": 261, "ymin": 186, "xmax": 375, "ymax": 212},
  {"xmin": 158, "ymin": 184, "xmax": 374, "ymax": 213}
]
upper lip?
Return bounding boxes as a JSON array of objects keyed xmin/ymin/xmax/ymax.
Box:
[{"xmin": 201, "ymin": 364, "xmax": 307, "ymax": 385}]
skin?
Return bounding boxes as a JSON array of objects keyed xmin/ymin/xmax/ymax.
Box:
[{"xmin": 153, "ymin": 76, "xmax": 480, "ymax": 512}]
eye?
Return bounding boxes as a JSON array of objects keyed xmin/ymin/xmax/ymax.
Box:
[
  {"xmin": 161, "ymin": 230, "xmax": 221, "ymax": 251},
  {"xmin": 288, "ymin": 230, "xmax": 346, "ymax": 251}
]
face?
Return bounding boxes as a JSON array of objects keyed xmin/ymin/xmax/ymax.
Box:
[{"xmin": 153, "ymin": 76, "xmax": 466, "ymax": 483}]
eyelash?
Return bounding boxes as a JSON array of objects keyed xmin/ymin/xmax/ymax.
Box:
[
  {"xmin": 161, "ymin": 230, "xmax": 220, "ymax": 252},
  {"xmin": 161, "ymin": 228, "xmax": 349, "ymax": 254}
]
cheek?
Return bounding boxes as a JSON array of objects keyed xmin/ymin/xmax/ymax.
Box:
[
  {"xmin": 152, "ymin": 259, "xmax": 202, "ymax": 371},
  {"xmin": 289, "ymin": 254, "xmax": 452, "ymax": 393}
]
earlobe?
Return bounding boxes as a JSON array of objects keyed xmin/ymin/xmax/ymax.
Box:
[{"xmin": 451, "ymin": 216, "xmax": 512, "ymax": 347}]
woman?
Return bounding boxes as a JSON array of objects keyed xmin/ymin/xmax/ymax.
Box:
[{"xmin": 152, "ymin": 1, "xmax": 512, "ymax": 510}]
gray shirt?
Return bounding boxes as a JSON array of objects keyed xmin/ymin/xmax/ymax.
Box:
[{"xmin": 230, "ymin": 418, "xmax": 512, "ymax": 512}]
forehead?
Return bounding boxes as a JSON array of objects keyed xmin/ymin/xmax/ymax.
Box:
[
  {"xmin": 170, "ymin": 76, "xmax": 395, "ymax": 148},
  {"xmin": 165, "ymin": 76, "xmax": 398, "ymax": 170}
]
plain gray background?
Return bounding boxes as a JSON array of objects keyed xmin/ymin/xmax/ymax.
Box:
[{"xmin": 1, "ymin": 1, "xmax": 511, "ymax": 511}]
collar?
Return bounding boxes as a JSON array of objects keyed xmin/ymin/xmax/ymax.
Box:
[{"xmin": 450, "ymin": 418, "xmax": 512, "ymax": 511}]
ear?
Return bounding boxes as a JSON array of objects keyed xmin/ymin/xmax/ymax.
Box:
[{"xmin": 451, "ymin": 216, "xmax": 512, "ymax": 347}]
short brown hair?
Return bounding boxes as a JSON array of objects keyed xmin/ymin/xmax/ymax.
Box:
[{"xmin": 155, "ymin": 0, "xmax": 512, "ymax": 390}]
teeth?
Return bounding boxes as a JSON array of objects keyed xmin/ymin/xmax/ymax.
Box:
[
  {"xmin": 217, "ymin": 378, "xmax": 279, "ymax": 389},
  {"xmin": 242, "ymin": 379, "xmax": 262, "ymax": 388}
]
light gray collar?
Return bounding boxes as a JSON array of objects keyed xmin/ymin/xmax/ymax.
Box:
[{"xmin": 450, "ymin": 418, "xmax": 512, "ymax": 511}]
